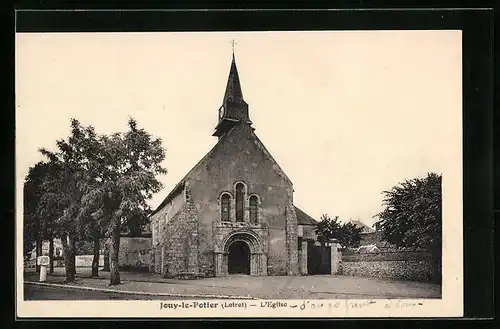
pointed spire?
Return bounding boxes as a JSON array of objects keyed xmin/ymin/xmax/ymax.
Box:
[
  {"xmin": 213, "ymin": 46, "xmax": 252, "ymax": 138},
  {"xmin": 223, "ymin": 51, "xmax": 244, "ymax": 104}
]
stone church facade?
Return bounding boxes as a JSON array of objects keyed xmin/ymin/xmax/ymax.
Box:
[{"xmin": 149, "ymin": 54, "xmax": 322, "ymax": 278}]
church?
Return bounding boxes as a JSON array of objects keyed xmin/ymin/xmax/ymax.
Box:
[{"xmin": 149, "ymin": 52, "xmax": 326, "ymax": 278}]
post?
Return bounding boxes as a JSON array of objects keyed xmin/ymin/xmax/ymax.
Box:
[
  {"xmin": 39, "ymin": 265, "xmax": 47, "ymax": 282},
  {"xmin": 300, "ymin": 239, "xmax": 308, "ymax": 275},
  {"xmin": 330, "ymin": 239, "xmax": 341, "ymax": 275},
  {"xmin": 37, "ymin": 256, "xmax": 50, "ymax": 282}
]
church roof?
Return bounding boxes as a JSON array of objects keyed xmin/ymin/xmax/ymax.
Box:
[
  {"xmin": 150, "ymin": 180, "xmax": 186, "ymax": 216},
  {"xmin": 295, "ymin": 206, "xmax": 318, "ymax": 226},
  {"xmin": 223, "ymin": 54, "xmax": 245, "ymax": 104},
  {"xmin": 150, "ymin": 123, "xmax": 292, "ymax": 217}
]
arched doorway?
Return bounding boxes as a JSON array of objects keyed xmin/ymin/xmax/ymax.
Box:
[
  {"xmin": 227, "ymin": 241, "xmax": 250, "ymax": 275},
  {"xmin": 215, "ymin": 230, "xmax": 267, "ymax": 276}
]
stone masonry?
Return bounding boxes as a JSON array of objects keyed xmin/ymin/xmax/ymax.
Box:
[{"xmin": 285, "ymin": 204, "xmax": 299, "ymax": 275}]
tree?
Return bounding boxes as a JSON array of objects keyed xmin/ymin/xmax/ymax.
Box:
[
  {"xmin": 24, "ymin": 161, "xmax": 66, "ymax": 274},
  {"xmin": 340, "ymin": 221, "xmax": 364, "ymax": 249},
  {"xmin": 23, "ymin": 162, "xmax": 50, "ymax": 272},
  {"xmin": 72, "ymin": 125, "xmax": 108, "ymax": 278},
  {"xmin": 40, "ymin": 158, "xmax": 80, "ymax": 282},
  {"xmin": 79, "ymin": 118, "xmax": 166, "ymax": 285},
  {"xmin": 374, "ymin": 172, "xmax": 442, "ymax": 280},
  {"xmin": 315, "ymin": 214, "xmax": 340, "ymax": 245},
  {"xmin": 315, "ymin": 214, "xmax": 364, "ymax": 249},
  {"xmin": 38, "ymin": 119, "xmax": 99, "ymax": 282}
]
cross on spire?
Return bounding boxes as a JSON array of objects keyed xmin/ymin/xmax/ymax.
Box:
[{"xmin": 231, "ymin": 39, "xmax": 237, "ymax": 56}]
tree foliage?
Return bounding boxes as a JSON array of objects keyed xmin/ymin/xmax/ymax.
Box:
[
  {"xmin": 122, "ymin": 211, "xmax": 150, "ymax": 237},
  {"xmin": 78, "ymin": 118, "xmax": 167, "ymax": 284},
  {"xmin": 315, "ymin": 214, "xmax": 364, "ymax": 248},
  {"xmin": 374, "ymin": 172, "xmax": 442, "ymax": 253}
]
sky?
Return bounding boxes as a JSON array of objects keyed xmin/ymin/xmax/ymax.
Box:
[{"xmin": 15, "ymin": 31, "xmax": 462, "ymax": 227}]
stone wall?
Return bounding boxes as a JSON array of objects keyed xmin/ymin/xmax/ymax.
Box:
[
  {"xmin": 75, "ymin": 255, "xmax": 105, "ymax": 267},
  {"xmin": 49, "ymin": 255, "xmax": 104, "ymax": 267},
  {"xmin": 158, "ymin": 203, "xmax": 198, "ymax": 277},
  {"xmin": 150, "ymin": 190, "xmax": 185, "ymax": 247},
  {"xmin": 266, "ymin": 228, "xmax": 288, "ymax": 275},
  {"xmin": 340, "ymin": 251, "xmax": 436, "ymax": 282},
  {"xmin": 149, "ymin": 185, "xmax": 187, "ymax": 275},
  {"xmin": 119, "ymin": 237, "xmax": 151, "ymax": 270},
  {"xmin": 342, "ymin": 251, "xmax": 431, "ymax": 262}
]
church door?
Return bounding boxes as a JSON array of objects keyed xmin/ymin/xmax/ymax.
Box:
[{"xmin": 228, "ymin": 241, "xmax": 250, "ymax": 275}]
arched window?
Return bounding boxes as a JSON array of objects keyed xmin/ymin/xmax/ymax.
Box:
[
  {"xmin": 221, "ymin": 193, "xmax": 231, "ymax": 222},
  {"xmin": 235, "ymin": 183, "xmax": 244, "ymax": 222},
  {"xmin": 249, "ymin": 195, "xmax": 258, "ymax": 223}
]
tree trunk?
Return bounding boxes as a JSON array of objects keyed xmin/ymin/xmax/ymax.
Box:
[
  {"xmin": 35, "ymin": 233, "xmax": 42, "ymax": 273},
  {"xmin": 103, "ymin": 240, "xmax": 110, "ymax": 271},
  {"xmin": 109, "ymin": 222, "xmax": 121, "ymax": 285},
  {"xmin": 49, "ymin": 237, "xmax": 54, "ymax": 274},
  {"xmin": 70, "ymin": 235, "xmax": 76, "ymax": 276},
  {"xmin": 62, "ymin": 234, "xmax": 76, "ymax": 282},
  {"xmin": 61, "ymin": 235, "xmax": 70, "ymax": 282},
  {"xmin": 91, "ymin": 237, "xmax": 100, "ymax": 277}
]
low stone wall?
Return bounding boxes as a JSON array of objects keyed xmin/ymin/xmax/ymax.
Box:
[
  {"xmin": 28, "ymin": 237, "xmax": 151, "ymax": 270},
  {"xmin": 75, "ymin": 255, "xmax": 105, "ymax": 267},
  {"xmin": 47, "ymin": 256, "xmax": 104, "ymax": 268},
  {"xmin": 342, "ymin": 251, "xmax": 431, "ymax": 262},
  {"xmin": 340, "ymin": 251, "xmax": 436, "ymax": 282},
  {"xmin": 119, "ymin": 237, "xmax": 151, "ymax": 270}
]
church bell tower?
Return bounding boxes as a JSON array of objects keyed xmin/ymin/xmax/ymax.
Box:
[{"xmin": 213, "ymin": 52, "xmax": 253, "ymax": 138}]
